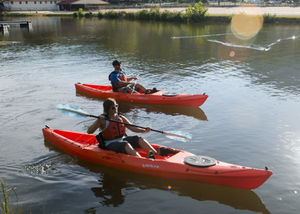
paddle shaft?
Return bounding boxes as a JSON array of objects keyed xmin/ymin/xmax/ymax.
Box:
[{"xmin": 87, "ymin": 114, "xmax": 186, "ymax": 139}]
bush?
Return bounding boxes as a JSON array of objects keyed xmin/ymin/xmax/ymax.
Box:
[
  {"xmin": 124, "ymin": 12, "xmax": 135, "ymax": 20},
  {"xmin": 161, "ymin": 11, "xmax": 184, "ymax": 22},
  {"xmin": 97, "ymin": 11, "xmax": 103, "ymax": 18},
  {"xmin": 135, "ymin": 9, "xmax": 150, "ymax": 20},
  {"xmin": 185, "ymin": 1, "xmax": 208, "ymax": 22},
  {"xmin": 73, "ymin": 8, "xmax": 84, "ymax": 18},
  {"xmin": 103, "ymin": 10, "xmax": 120, "ymax": 18},
  {"xmin": 84, "ymin": 11, "xmax": 93, "ymax": 18},
  {"xmin": 264, "ymin": 14, "xmax": 277, "ymax": 23},
  {"xmin": 149, "ymin": 7, "xmax": 161, "ymax": 21}
]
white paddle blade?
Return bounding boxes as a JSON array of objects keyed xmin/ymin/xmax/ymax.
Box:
[
  {"xmin": 164, "ymin": 131, "xmax": 192, "ymax": 142},
  {"xmin": 56, "ymin": 104, "xmax": 89, "ymax": 118}
]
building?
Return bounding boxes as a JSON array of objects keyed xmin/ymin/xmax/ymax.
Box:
[
  {"xmin": 3, "ymin": 0, "xmax": 60, "ymax": 11},
  {"xmin": 3, "ymin": 0, "xmax": 108, "ymax": 11},
  {"xmin": 57, "ymin": 0, "xmax": 108, "ymax": 11}
]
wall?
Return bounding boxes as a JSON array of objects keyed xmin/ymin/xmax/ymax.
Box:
[{"xmin": 4, "ymin": 0, "xmax": 60, "ymax": 11}]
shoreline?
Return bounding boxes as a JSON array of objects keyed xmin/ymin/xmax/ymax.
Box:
[
  {"xmin": 1, "ymin": 7, "xmax": 300, "ymax": 17},
  {"xmin": 1, "ymin": 6, "xmax": 300, "ymax": 23}
]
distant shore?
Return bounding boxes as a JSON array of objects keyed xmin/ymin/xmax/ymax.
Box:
[
  {"xmin": 98, "ymin": 6, "xmax": 300, "ymax": 17},
  {"xmin": 1, "ymin": 6, "xmax": 300, "ymax": 24},
  {"xmin": 2, "ymin": 6, "xmax": 300, "ymax": 17}
]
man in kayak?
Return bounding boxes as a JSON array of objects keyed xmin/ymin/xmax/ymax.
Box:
[
  {"xmin": 109, "ymin": 60, "xmax": 157, "ymax": 94},
  {"xmin": 87, "ymin": 98, "xmax": 157, "ymax": 158}
]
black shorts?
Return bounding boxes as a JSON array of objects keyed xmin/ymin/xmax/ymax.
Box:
[
  {"xmin": 114, "ymin": 84, "xmax": 135, "ymax": 93},
  {"xmin": 106, "ymin": 136, "xmax": 140, "ymax": 154}
]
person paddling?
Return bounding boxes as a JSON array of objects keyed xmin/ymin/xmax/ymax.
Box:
[
  {"xmin": 87, "ymin": 98, "xmax": 157, "ymax": 158},
  {"xmin": 109, "ymin": 60, "xmax": 157, "ymax": 94}
]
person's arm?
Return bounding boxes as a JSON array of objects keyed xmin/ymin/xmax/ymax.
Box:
[
  {"xmin": 110, "ymin": 72, "xmax": 132, "ymax": 86},
  {"xmin": 87, "ymin": 116, "xmax": 105, "ymax": 134},
  {"xmin": 121, "ymin": 115, "xmax": 150, "ymax": 133},
  {"xmin": 127, "ymin": 77, "xmax": 138, "ymax": 81}
]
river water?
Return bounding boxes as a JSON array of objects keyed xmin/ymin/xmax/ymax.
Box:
[{"xmin": 1, "ymin": 17, "xmax": 300, "ymax": 214}]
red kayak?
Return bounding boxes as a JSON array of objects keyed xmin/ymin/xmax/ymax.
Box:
[
  {"xmin": 42, "ymin": 127, "xmax": 272, "ymax": 189},
  {"xmin": 75, "ymin": 83, "xmax": 208, "ymax": 107}
]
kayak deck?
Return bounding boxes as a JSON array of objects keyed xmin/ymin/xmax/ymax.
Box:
[
  {"xmin": 75, "ymin": 83, "xmax": 208, "ymax": 107},
  {"xmin": 43, "ymin": 127, "xmax": 272, "ymax": 190}
]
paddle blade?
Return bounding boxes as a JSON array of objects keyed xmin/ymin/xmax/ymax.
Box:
[
  {"xmin": 56, "ymin": 104, "xmax": 89, "ymax": 118},
  {"xmin": 164, "ymin": 131, "xmax": 192, "ymax": 142}
]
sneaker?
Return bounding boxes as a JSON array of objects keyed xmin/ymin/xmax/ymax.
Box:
[{"xmin": 146, "ymin": 151, "xmax": 155, "ymax": 159}]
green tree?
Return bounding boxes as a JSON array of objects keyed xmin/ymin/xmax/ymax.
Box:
[
  {"xmin": 0, "ymin": 0, "xmax": 5, "ymax": 13},
  {"xmin": 185, "ymin": 1, "xmax": 207, "ymax": 22}
]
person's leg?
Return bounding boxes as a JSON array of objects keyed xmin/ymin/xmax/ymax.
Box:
[
  {"xmin": 125, "ymin": 136, "xmax": 157, "ymax": 154},
  {"xmin": 125, "ymin": 85, "xmax": 139, "ymax": 94},
  {"xmin": 124, "ymin": 136, "xmax": 157, "ymax": 158},
  {"xmin": 106, "ymin": 141, "xmax": 140, "ymax": 157},
  {"xmin": 134, "ymin": 83, "xmax": 149, "ymax": 93},
  {"xmin": 115, "ymin": 87, "xmax": 129, "ymax": 93},
  {"xmin": 124, "ymin": 142, "xmax": 141, "ymax": 157},
  {"xmin": 137, "ymin": 137, "xmax": 157, "ymax": 154}
]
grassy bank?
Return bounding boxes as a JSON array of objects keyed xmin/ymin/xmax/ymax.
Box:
[{"xmin": 1, "ymin": 5, "xmax": 300, "ymax": 24}]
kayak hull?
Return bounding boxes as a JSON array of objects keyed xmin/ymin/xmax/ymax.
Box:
[
  {"xmin": 75, "ymin": 83, "xmax": 208, "ymax": 107},
  {"xmin": 42, "ymin": 127, "xmax": 272, "ymax": 190}
]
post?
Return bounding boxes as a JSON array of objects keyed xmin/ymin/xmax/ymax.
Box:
[
  {"xmin": 0, "ymin": 24, "xmax": 10, "ymax": 35},
  {"xmin": 20, "ymin": 21, "xmax": 32, "ymax": 32}
]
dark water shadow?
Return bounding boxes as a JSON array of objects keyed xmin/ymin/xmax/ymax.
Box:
[
  {"xmin": 79, "ymin": 160, "xmax": 270, "ymax": 214},
  {"xmin": 76, "ymin": 92, "xmax": 208, "ymax": 121}
]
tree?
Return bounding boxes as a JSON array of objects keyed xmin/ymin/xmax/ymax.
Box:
[{"xmin": 0, "ymin": 1, "xmax": 5, "ymax": 13}]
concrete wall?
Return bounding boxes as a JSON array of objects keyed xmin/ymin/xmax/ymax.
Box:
[{"xmin": 4, "ymin": 1, "xmax": 59, "ymax": 11}]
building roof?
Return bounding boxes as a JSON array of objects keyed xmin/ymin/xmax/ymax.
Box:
[
  {"xmin": 57, "ymin": 0, "xmax": 108, "ymax": 5},
  {"xmin": 3, "ymin": 0, "xmax": 59, "ymax": 1}
]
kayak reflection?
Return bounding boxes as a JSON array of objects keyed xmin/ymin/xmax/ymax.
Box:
[
  {"xmin": 91, "ymin": 172, "xmax": 126, "ymax": 207},
  {"xmin": 83, "ymin": 161, "xmax": 270, "ymax": 213},
  {"xmin": 76, "ymin": 93, "xmax": 207, "ymax": 121}
]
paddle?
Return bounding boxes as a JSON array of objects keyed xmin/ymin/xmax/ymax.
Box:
[{"xmin": 56, "ymin": 104, "xmax": 192, "ymax": 142}]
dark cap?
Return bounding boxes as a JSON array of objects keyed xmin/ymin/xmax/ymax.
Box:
[{"xmin": 112, "ymin": 60, "xmax": 121, "ymax": 66}]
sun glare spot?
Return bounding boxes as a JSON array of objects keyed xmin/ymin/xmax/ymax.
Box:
[
  {"xmin": 229, "ymin": 51, "xmax": 235, "ymax": 57},
  {"xmin": 231, "ymin": 5, "xmax": 263, "ymax": 40}
]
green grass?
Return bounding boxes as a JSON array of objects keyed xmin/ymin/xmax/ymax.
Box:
[
  {"xmin": 0, "ymin": 179, "xmax": 21, "ymax": 214},
  {"xmin": 1, "ymin": 179, "xmax": 10, "ymax": 214}
]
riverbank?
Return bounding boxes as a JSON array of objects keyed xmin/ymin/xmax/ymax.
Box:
[
  {"xmin": 2, "ymin": 6, "xmax": 300, "ymax": 16},
  {"xmin": 1, "ymin": 6, "xmax": 300, "ymax": 23}
]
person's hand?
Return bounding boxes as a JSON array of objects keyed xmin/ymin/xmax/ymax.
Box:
[
  {"xmin": 144, "ymin": 127, "xmax": 151, "ymax": 133},
  {"xmin": 131, "ymin": 76, "xmax": 138, "ymax": 80}
]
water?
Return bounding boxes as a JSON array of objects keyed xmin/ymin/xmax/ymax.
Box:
[{"xmin": 1, "ymin": 17, "xmax": 300, "ymax": 213}]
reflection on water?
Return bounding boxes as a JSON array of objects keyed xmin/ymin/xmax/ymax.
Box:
[
  {"xmin": 208, "ymin": 35, "xmax": 300, "ymax": 52},
  {"xmin": 76, "ymin": 93, "xmax": 208, "ymax": 121},
  {"xmin": 91, "ymin": 173, "xmax": 126, "ymax": 207},
  {"xmin": 82, "ymin": 161, "xmax": 270, "ymax": 213}
]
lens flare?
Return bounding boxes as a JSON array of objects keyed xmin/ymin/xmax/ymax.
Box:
[
  {"xmin": 229, "ymin": 51, "xmax": 235, "ymax": 57},
  {"xmin": 231, "ymin": 6, "xmax": 263, "ymax": 40}
]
